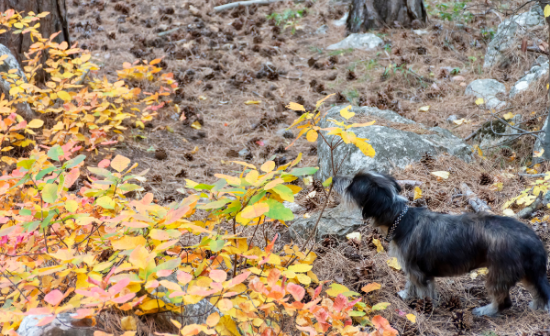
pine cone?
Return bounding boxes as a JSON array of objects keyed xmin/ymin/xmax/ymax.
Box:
[
  {"xmin": 312, "ymin": 180, "xmax": 325, "ymax": 193},
  {"xmin": 479, "ymin": 190, "xmax": 495, "ymax": 204},
  {"xmin": 421, "ymin": 152, "xmax": 435, "ymax": 169},
  {"xmin": 402, "ymin": 323, "xmax": 418, "ymax": 336},
  {"xmin": 354, "ymin": 260, "xmax": 376, "ymax": 279},
  {"xmin": 479, "ymin": 173, "xmax": 494, "ymax": 186},
  {"xmin": 321, "ymin": 235, "xmax": 338, "ymax": 249},
  {"xmin": 452, "ymin": 310, "xmax": 473, "ymax": 330},
  {"xmin": 411, "ymin": 298, "xmax": 433, "ymax": 314},
  {"xmin": 155, "ymin": 148, "xmax": 168, "ymax": 160},
  {"xmin": 443, "ymin": 295, "xmax": 462, "ymax": 311},
  {"xmin": 501, "ymin": 147, "xmax": 513, "ymax": 157}
]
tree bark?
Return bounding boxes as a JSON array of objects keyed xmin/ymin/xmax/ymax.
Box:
[
  {"xmin": 0, "ymin": 0, "xmax": 70, "ymax": 63},
  {"xmin": 346, "ymin": 0, "xmax": 427, "ymax": 33}
]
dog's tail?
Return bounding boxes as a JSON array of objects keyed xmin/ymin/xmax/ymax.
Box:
[{"xmin": 538, "ymin": 276, "xmax": 550, "ymax": 311}]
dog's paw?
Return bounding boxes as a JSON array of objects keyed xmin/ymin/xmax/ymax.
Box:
[
  {"xmin": 472, "ymin": 304, "xmax": 498, "ymax": 316},
  {"xmin": 397, "ymin": 290, "xmax": 408, "ymax": 300}
]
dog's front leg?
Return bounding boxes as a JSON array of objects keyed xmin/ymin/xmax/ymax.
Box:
[{"xmin": 398, "ymin": 278, "xmax": 417, "ymax": 301}]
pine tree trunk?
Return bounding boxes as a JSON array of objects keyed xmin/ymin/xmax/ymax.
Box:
[
  {"xmin": 0, "ymin": 0, "xmax": 70, "ymax": 63},
  {"xmin": 347, "ymin": 0, "xmax": 427, "ymax": 33}
]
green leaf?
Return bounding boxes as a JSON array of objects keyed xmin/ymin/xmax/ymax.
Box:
[
  {"xmin": 35, "ymin": 167, "xmax": 56, "ymax": 181},
  {"xmin": 248, "ymin": 190, "xmax": 267, "ymax": 206},
  {"xmin": 192, "ymin": 183, "xmax": 214, "ymax": 191},
  {"xmin": 23, "ymin": 221, "xmax": 40, "ymax": 232},
  {"xmin": 209, "ymin": 239, "xmax": 225, "ymax": 252},
  {"xmin": 265, "ymin": 199, "xmax": 294, "ymax": 221},
  {"xmin": 96, "ymin": 196, "xmax": 115, "ymax": 209},
  {"xmin": 154, "ymin": 258, "xmax": 181, "ymax": 273},
  {"xmin": 10, "ymin": 174, "xmax": 30, "ymax": 190},
  {"xmin": 17, "ymin": 159, "xmax": 36, "ymax": 170},
  {"xmin": 348, "ymin": 311, "xmax": 366, "ymax": 317},
  {"xmin": 41, "ymin": 211, "xmax": 56, "ymax": 229},
  {"xmin": 372, "ymin": 302, "xmax": 391, "ymax": 311},
  {"xmin": 88, "ymin": 167, "xmax": 115, "ymax": 179},
  {"xmin": 47, "ymin": 145, "xmax": 64, "ymax": 161},
  {"xmin": 289, "ymin": 167, "xmax": 318, "ymax": 177},
  {"xmin": 42, "ymin": 183, "xmax": 58, "ymax": 204},
  {"xmin": 222, "ymin": 200, "xmax": 242, "ymax": 215},
  {"xmin": 323, "ymin": 177, "xmax": 332, "ymax": 187},
  {"xmin": 198, "ymin": 199, "xmax": 232, "ymax": 210},
  {"xmin": 19, "ymin": 209, "xmax": 32, "ymax": 216},
  {"xmin": 118, "ymin": 184, "xmax": 143, "ymax": 192},
  {"xmin": 270, "ymin": 184, "xmax": 294, "ymax": 202},
  {"xmin": 65, "ymin": 155, "xmax": 86, "ymax": 169},
  {"xmin": 211, "ymin": 179, "xmax": 227, "ymax": 192}
]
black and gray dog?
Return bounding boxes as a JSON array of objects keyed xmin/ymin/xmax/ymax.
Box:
[{"xmin": 334, "ymin": 171, "xmax": 550, "ymax": 316}]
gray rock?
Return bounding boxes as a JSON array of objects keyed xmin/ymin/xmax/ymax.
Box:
[
  {"xmin": 534, "ymin": 116, "xmax": 548, "ymax": 164},
  {"xmin": 0, "ymin": 44, "xmax": 34, "ymax": 120},
  {"xmin": 289, "ymin": 204, "xmax": 363, "ymax": 241},
  {"xmin": 509, "ymin": 60, "xmax": 549, "ymax": 97},
  {"xmin": 283, "ymin": 201, "xmax": 304, "ymax": 214},
  {"xmin": 413, "ymin": 29, "xmax": 429, "ymax": 36},
  {"xmin": 465, "ymin": 79, "xmax": 507, "ymax": 110},
  {"xmin": 155, "ymin": 273, "xmax": 222, "ymax": 325},
  {"xmin": 315, "ymin": 24, "xmax": 329, "ymax": 35},
  {"xmin": 446, "ymin": 115, "xmax": 460, "ymax": 124},
  {"xmin": 17, "ymin": 314, "xmax": 95, "ymax": 336},
  {"xmin": 474, "ymin": 115, "xmax": 523, "ymax": 149},
  {"xmin": 332, "ymin": 12, "xmax": 348, "ymax": 27},
  {"xmin": 326, "ymin": 33, "xmax": 383, "ymax": 51},
  {"xmin": 238, "ymin": 148, "xmax": 251, "ymax": 158},
  {"xmin": 316, "ymin": 106, "xmax": 472, "ymax": 181},
  {"xmin": 484, "ymin": 5, "xmax": 544, "ymax": 68}
]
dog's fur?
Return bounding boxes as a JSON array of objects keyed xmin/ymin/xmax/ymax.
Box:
[{"xmin": 334, "ymin": 171, "xmax": 550, "ymax": 316}]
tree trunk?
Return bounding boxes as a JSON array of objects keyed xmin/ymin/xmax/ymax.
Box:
[
  {"xmin": 346, "ymin": 0, "xmax": 427, "ymax": 33},
  {"xmin": 0, "ymin": 0, "xmax": 70, "ymax": 63}
]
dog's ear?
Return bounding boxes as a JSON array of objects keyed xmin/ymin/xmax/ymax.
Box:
[{"xmin": 380, "ymin": 172, "xmax": 402, "ymax": 194}]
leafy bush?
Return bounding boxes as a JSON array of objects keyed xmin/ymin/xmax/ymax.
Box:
[{"xmin": 0, "ymin": 10, "xmax": 399, "ymax": 336}]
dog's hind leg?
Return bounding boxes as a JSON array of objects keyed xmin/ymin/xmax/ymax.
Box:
[
  {"xmin": 523, "ymin": 275, "xmax": 550, "ymax": 311},
  {"xmin": 473, "ymin": 271, "xmax": 513, "ymax": 316}
]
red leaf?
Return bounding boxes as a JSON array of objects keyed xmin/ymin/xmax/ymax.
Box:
[
  {"xmin": 286, "ymin": 283, "xmax": 305, "ymax": 302},
  {"xmin": 44, "ymin": 290, "xmax": 64, "ymax": 306},
  {"xmin": 226, "ymin": 271, "xmax": 251, "ymax": 288},
  {"xmin": 209, "ymin": 270, "xmax": 227, "ymax": 283},
  {"xmin": 108, "ymin": 278, "xmax": 130, "ymax": 295},
  {"xmin": 312, "ymin": 282, "xmax": 323, "ymax": 300},
  {"xmin": 165, "ymin": 205, "xmax": 190, "ymax": 224},
  {"xmin": 157, "ymin": 269, "xmax": 172, "ymax": 277},
  {"xmin": 296, "ymin": 326, "xmax": 316, "ymax": 336},
  {"xmin": 72, "ymin": 309, "xmax": 95, "ymax": 319},
  {"xmin": 177, "ymin": 271, "xmax": 192, "ymax": 285},
  {"xmin": 111, "ymin": 292, "xmax": 136, "ymax": 304},
  {"xmin": 98, "ymin": 159, "xmax": 110, "ymax": 168},
  {"xmin": 36, "ymin": 315, "xmax": 56, "ymax": 327},
  {"xmin": 333, "ymin": 294, "xmax": 347, "ymax": 312},
  {"xmin": 267, "ymin": 269, "xmax": 280, "ymax": 287}
]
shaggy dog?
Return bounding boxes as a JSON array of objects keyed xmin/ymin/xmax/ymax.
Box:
[{"xmin": 333, "ymin": 171, "xmax": 550, "ymax": 316}]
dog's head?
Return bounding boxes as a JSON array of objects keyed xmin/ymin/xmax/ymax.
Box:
[{"xmin": 334, "ymin": 172, "xmax": 405, "ymax": 223}]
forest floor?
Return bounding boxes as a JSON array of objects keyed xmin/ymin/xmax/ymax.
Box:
[{"xmin": 65, "ymin": 0, "xmax": 550, "ymax": 334}]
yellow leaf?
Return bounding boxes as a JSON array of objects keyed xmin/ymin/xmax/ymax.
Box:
[
  {"xmin": 214, "ymin": 174, "xmax": 241, "ymax": 186},
  {"xmin": 245, "ymin": 100, "xmax": 261, "ymax": 105},
  {"xmin": 130, "ymin": 245, "xmax": 154, "ymax": 269},
  {"xmin": 58, "ymin": 91, "xmax": 72, "ymax": 102},
  {"xmin": 111, "ymin": 155, "xmax": 131, "ymax": 173},
  {"xmin": 27, "ymin": 119, "xmax": 44, "ymax": 128},
  {"xmin": 502, "ymin": 209, "xmax": 515, "ymax": 217},
  {"xmin": 361, "ymin": 282, "xmax": 381, "ymax": 293},
  {"xmin": 65, "ymin": 200, "xmax": 78, "ymax": 213},
  {"xmin": 297, "ymin": 274, "xmax": 311, "ymax": 285},
  {"xmin": 413, "ymin": 187, "xmax": 422, "ymax": 200},
  {"xmin": 121, "ymin": 316, "xmax": 136, "ymax": 331},
  {"xmin": 545, "ymin": 4, "xmax": 550, "ymax": 17},
  {"xmin": 372, "ymin": 238, "xmax": 384, "ymax": 253},
  {"xmin": 419, "ymin": 106, "xmax": 430, "ymax": 112},
  {"xmin": 387, "ymin": 257, "xmax": 401, "ymax": 270},
  {"xmin": 534, "ymin": 149, "xmax": 545, "ymax": 158},
  {"xmin": 140, "ymin": 299, "xmax": 165, "ymax": 311},
  {"xmin": 325, "ymin": 283, "xmax": 351, "ymax": 297},
  {"xmin": 206, "ymin": 312, "xmax": 220, "ymax": 327},
  {"xmin": 288, "ymin": 264, "xmax": 313, "ymax": 273},
  {"xmin": 316, "ymin": 93, "xmax": 335, "ymax": 108},
  {"xmin": 245, "ymin": 170, "xmax": 259, "ymax": 185},
  {"xmin": 217, "ymin": 315, "xmax": 240, "ymax": 336},
  {"xmin": 306, "ymin": 130, "xmax": 318, "ymax": 142},
  {"xmin": 191, "ymin": 121, "xmax": 202, "ymax": 130},
  {"xmin": 503, "ymin": 112, "xmax": 515, "ymax": 120},
  {"xmin": 475, "ymin": 98, "xmax": 484, "ymax": 106},
  {"xmin": 354, "ymin": 140, "xmax": 376, "ymax": 158},
  {"xmin": 261, "ymin": 161, "xmax": 275, "ymax": 173},
  {"xmin": 431, "ymin": 171, "xmax": 450, "ymax": 180},
  {"xmin": 112, "ymin": 236, "xmax": 146, "ymax": 250},
  {"xmin": 241, "ymin": 203, "xmax": 269, "ymax": 219},
  {"xmin": 287, "ymin": 102, "xmax": 305, "ymax": 111},
  {"xmin": 264, "ymin": 178, "xmax": 284, "ymax": 190},
  {"xmin": 340, "ymin": 105, "xmax": 355, "ymax": 120},
  {"xmin": 406, "ymin": 314, "xmax": 416, "ymax": 324}
]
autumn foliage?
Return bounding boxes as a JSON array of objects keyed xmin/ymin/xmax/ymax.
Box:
[{"xmin": 0, "ymin": 10, "xmax": 398, "ymax": 336}]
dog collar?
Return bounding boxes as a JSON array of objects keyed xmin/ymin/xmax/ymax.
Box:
[{"xmin": 385, "ymin": 205, "xmax": 408, "ymax": 242}]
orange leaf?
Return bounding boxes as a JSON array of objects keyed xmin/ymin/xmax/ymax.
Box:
[
  {"xmin": 44, "ymin": 290, "xmax": 64, "ymax": 306},
  {"xmin": 286, "ymin": 283, "xmax": 305, "ymax": 302},
  {"xmin": 110, "ymin": 155, "xmax": 131, "ymax": 173},
  {"xmin": 217, "ymin": 299, "xmax": 233, "ymax": 312},
  {"xmin": 209, "ymin": 270, "xmax": 227, "ymax": 283},
  {"xmin": 206, "ymin": 312, "xmax": 220, "ymax": 327},
  {"xmin": 241, "ymin": 203, "xmax": 269, "ymax": 219},
  {"xmin": 361, "ymin": 282, "xmax": 381, "ymax": 293}
]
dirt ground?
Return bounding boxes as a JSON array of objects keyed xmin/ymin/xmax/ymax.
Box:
[{"xmin": 66, "ymin": 0, "xmax": 550, "ymax": 334}]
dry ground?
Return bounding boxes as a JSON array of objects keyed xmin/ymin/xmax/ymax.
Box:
[{"xmin": 66, "ymin": 0, "xmax": 550, "ymax": 334}]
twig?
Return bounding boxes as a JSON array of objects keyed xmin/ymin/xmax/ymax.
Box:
[
  {"xmin": 213, "ymin": 0, "xmax": 291, "ymax": 13},
  {"xmin": 460, "ymin": 183, "xmax": 493, "ymax": 214},
  {"xmin": 464, "ymin": 127, "xmax": 483, "ymax": 141},
  {"xmin": 396, "ymin": 180, "xmax": 423, "ymax": 188},
  {"xmin": 518, "ymin": 173, "xmax": 548, "ymax": 178},
  {"xmin": 517, "ymin": 45, "xmax": 549, "ymax": 55},
  {"xmin": 158, "ymin": 27, "xmax": 182, "ymax": 37},
  {"xmin": 516, "ymin": 192, "xmax": 544, "ymax": 219}
]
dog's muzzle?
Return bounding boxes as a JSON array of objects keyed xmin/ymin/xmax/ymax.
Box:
[{"xmin": 333, "ymin": 175, "xmax": 353, "ymax": 195}]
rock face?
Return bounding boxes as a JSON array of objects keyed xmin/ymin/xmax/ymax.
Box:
[
  {"xmin": 316, "ymin": 106, "xmax": 472, "ymax": 181},
  {"xmin": 473, "ymin": 115, "xmax": 523, "ymax": 149},
  {"xmin": 465, "ymin": 79, "xmax": 507, "ymax": 110},
  {"xmin": 484, "ymin": 5, "xmax": 544, "ymax": 68},
  {"xmin": 0, "ymin": 44, "xmax": 34, "ymax": 120},
  {"xmin": 17, "ymin": 314, "xmax": 95, "ymax": 336},
  {"xmin": 326, "ymin": 33, "xmax": 383, "ymax": 51},
  {"xmin": 155, "ymin": 273, "xmax": 221, "ymax": 325},
  {"xmin": 510, "ymin": 56, "xmax": 549, "ymax": 98},
  {"xmin": 289, "ymin": 204, "xmax": 363, "ymax": 241}
]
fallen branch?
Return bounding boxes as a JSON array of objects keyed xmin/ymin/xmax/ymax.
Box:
[
  {"xmin": 396, "ymin": 180, "xmax": 423, "ymax": 189},
  {"xmin": 214, "ymin": 0, "xmax": 290, "ymax": 13},
  {"xmin": 515, "ymin": 192, "xmax": 544, "ymax": 219},
  {"xmin": 460, "ymin": 183, "xmax": 493, "ymax": 214},
  {"xmin": 158, "ymin": 27, "xmax": 182, "ymax": 37},
  {"xmin": 517, "ymin": 45, "xmax": 549, "ymax": 55}
]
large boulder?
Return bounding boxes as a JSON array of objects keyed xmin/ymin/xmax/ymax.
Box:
[
  {"xmin": 326, "ymin": 33, "xmax": 383, "ymax": 51},
  {"xmin": 0, "ymin": 44, "xmax": 34, "ymax": 120},
  {"xmin": 484, "ymin": 5, "xmax": 545, "ymax": 68},
  {"xmin": 316, "ymin": 106, "xmax": 472, "ymax": 181},
  {"xmin": 17, "ymin": 314, "xmax": 95, "ymax": 336},
  {"xmin": 289, "ymin": 204, "xmax": 363, "ymax": 241},
  {"xmin": 510, "ymin": 56, "xmax": 549, "ymax": 98},
  {"xmin": 465, "ymin": 79, "xmax": 507, "ymax": 110}
]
